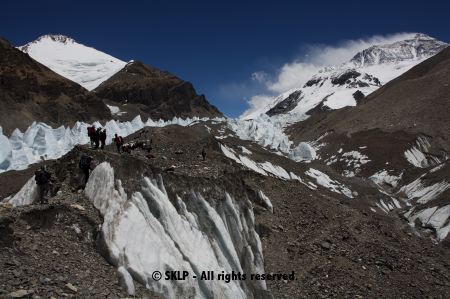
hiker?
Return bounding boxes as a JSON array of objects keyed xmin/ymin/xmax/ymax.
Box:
[
  {"xmin": 79, "ymin": 153, "xmax": 93, "ymax": 187},
  {"xmin": 87, "ymin": 126, "xmax": 95, "ymax": 147},
  {"xmin": 114, "ymin": 134, "xmax": 124, "ymax": 154},
  {"xmin": 201, "ymin": 147, "xmax": 206, "ymax": 161},
  {"xmin": 94, "ymin": 128, "xmax": 101, "ymax": 149},
  {"xmin": 99, "ymin": 129, "xmax": 107, "ymax": 150},
  {"xmin": 35, "ymin": 166, "xmax": 51, "ymax": 204}
]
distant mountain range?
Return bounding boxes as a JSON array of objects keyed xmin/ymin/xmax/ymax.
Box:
[
  {"xmin": 0, "ymin": 34, "xmax": 222, "ymax": 134},
  {"xmin": 242, "ymin": 33, "xmax": 448, "ymax": 120}
]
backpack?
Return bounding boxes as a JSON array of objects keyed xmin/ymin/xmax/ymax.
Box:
[
  {"xmin": 119, "ymin": 136, "xmax": 124, "ymax": 145},
  {"xmin": 35, "ymin": 170, "xmax": 49, "ymax": 185},
  {"xmin": 87, "ymin": 127, "xmax": 95, "ymax": 137},
  {"xmin": 79, "ymin": 155, "xmax": 92, "ymax": 170}
]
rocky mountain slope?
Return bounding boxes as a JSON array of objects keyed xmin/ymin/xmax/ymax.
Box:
[
  {"xmin": 19, "ymin": 35, "xmax": 127, "ymax": 91},
  {"xmin": 286, "ymin": 46, "xmax": 450, "ymax": 244},
  {"xmin": 243, "ymin": 33, "xmax": 448, "ymax": 120},
  {"xmin": 1, "ymin": 119, "xmax": 450, "ymax": 298},
  {"xmin": 93, "ymin": 60, "xmax": 222, "ymax": 121},
  {"xmin": 0, "ymin": 37, "xmax": 110, "ymax": 135}
]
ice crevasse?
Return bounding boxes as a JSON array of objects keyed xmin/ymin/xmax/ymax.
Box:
[{"xmin": 84, "ymin": 162, "xmax": 268, "ymax": 299}]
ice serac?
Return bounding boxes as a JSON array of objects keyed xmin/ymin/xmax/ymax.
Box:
[
  {"xmin": 0, "ymin": 127, "xmax": 12, "ymax": 169},
  {"xmin": 3, "ymin": 176, "xmax": 38, "ymax": 207},
  {"xmin": 0, "ymin": 116, "xmax": 223, "ymax": 173},
  {"xmin": 289, "ymin": 142, "xmax": 316, "ymax": 162},
  {"xmin": 19, "ymin": 34, "xmax": 127, "ymax": 90},
  {"xmin": 84, "ymin": 162, "xmax": 268, "ymax": 299}
]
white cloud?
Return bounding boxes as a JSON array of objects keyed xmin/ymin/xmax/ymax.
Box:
[
  {"xmin": 240, "ymin": 95, "xmax": 274, "ymax": 119},
  {"xmin": 267, "ymin": 62, "xmax": 319, "ymax": 93},
  {"xmin": 242, "ymin": 32, "xmax": 417, "ymax": 118},
  {"xmin": 251, "ymin": 71, "xmax": 269, "ymax": 83}
]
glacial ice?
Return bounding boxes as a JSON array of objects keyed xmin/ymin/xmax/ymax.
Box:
[
  {"xmin": 220, "ymin": 144, "xmax": 303, "ymax": 182},
  {"xmin": 370, "ymin": 170, "xmax": 403, "ymax": 188},
  {"xmin": 289, "ymin": 142, "xmax": 316, "ymax": 162},
  {"xmin": 404, "ymin": 136, "xmax": 443, "ymax": 168},
  {"xmin": 399, "ymin": 177, "xmax": 450, "ymax": 204},
  {"xmin": 106, "ymin": 104, "xmax": 126, "ymax": 116},
  {"xmin": 407, "ymin": 205, "xmax": 450, "ymax": 241},
  {"xmin": 118, "ymin": 266, "xmax": 136, "ymax": 296},
  {"xmin": 305, "ymin": 168, "xmax": 353, "ymax": 198},
  {"xmin": 3, "ymin": 176, "xmax": 38, "ymax": 207},
  {"xmin": 257, "ymin": 190, "xmax": 273, "ymax": 213},
  {"xmin": 0, "ymin": 116, "xmax": 218, "ymax": 173},
  {"xmin": 227, "ymin": 115, "xmax": 293, "ymax": 153},
  {"xmin": 84, "ymin": 162, "xmax": 266, "ymax": 299}
]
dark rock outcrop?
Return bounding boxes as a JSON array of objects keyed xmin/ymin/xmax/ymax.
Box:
[
  {"xmin": 331, "ymin": 70, "xmax": 361, "ymax": 86},
  {"xmin": 353, "ymin": 90, "xmax": 365, "ymax": 104},
  {"xmin": 93, "ymin": 61, "xmax": 222, "ymax": 121},
  {"xmin": 266, "ymin": 90, "xmax": 303, "ymax": 116}
]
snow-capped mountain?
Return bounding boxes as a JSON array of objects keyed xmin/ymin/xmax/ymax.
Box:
[
  {"xmin": 349, "ymin": 33, "xmax": 446, "ymax": 67},
  {"xmin": 243, "ymin": 33, "xmax": 448, "ymax": 120},
  {"xmin": 19, "ymin": 34, "xmax": 127, "ymax": 90}
]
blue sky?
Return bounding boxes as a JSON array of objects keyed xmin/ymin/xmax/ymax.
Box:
[{"xmin": 3, "ymin": 0, "xmax": 449, "ymax": 117}]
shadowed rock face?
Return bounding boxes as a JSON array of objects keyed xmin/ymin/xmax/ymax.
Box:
[
  {"xmin": 93, "ymin": 61, "xmax": 222, "ymax": 121},
  {"xmin": 0, "ymin": 38, "xmax": 110, "ymax": 135},
  {"xmin": 266, "ymin": 90, "xmax": 303, "ymax": 116}
]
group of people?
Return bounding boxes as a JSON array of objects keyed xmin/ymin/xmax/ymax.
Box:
[
  {"xmin": 87, "ymin": 126, "xmax": 126, "ymax": 154},
  {"xmin": 34, "ymin": 153, "xmax": 93, "ymax": 205},
  {"xmin": 87, "ymin": 126, "xmax": 107, "ymax": 150},
  {"xmin": 33, "ymin": 126, "xmax": 209, "ymax": 204}
]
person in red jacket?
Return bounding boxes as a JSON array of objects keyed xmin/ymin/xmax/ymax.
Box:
[
  {"xmin": 87, "ymin": 126, "xmax": 95, "ymax": 148},
  {"xmin": 114, "ymin": 134, "xmax": 124, "ymax": 154}
]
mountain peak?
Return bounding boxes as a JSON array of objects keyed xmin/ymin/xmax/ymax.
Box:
[
  {"xmin": 18, "ymin": 34, "xmax": 127, "ymax": 90},
  {"xmin": 36, "ymin": 34, "xmax": 76, "ymax": 44},
  {"xmin": 350, "ymin": 33, "xmax": 447, "ymax": 67},
  {"xmin": 19, "ymin": 34, "xmax": 77, "ymax": 52}
]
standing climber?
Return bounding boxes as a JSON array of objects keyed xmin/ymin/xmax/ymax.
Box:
[
  {"xmin": 94, "ymin": 128, "xmax": 101, "ymax": 149},
  {"xmin": 201, "ymin": 147, "xmax": 206, "ymax": 161},
  {"xmin": 79, "ymin": 153, "xmax": 93, "ymax": 187},
  {"xmin": 114, "ymin": 134, "xmax": 124, "ymax": 154},
  {"xmin": 87, "ymin": 126, "xmax": 95, "ymax": 148},
  {"xmin": 99, "ymin": 129, "xmax": 107, "ymax": 150},
  {"xmin": 35, "ymin": 166, "xmax": 51, "ymax": 204}
]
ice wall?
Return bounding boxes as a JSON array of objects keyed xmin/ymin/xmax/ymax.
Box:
[
  {"xmin": 0, "ymin": 116, "xmax": 218, "ymax": 173},
  {"xmin": 84, "ymin": 162, "xmax": 267, "ymax": 298}
]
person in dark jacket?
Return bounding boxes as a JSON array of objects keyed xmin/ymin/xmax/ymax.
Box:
[
  {"xmin": 35, "ymin": 166, "xmax": 51, "ymax": 204},
  {"xmin": 94, "ymin": 128, "xmax": 101, "ymax": 149},
  {"xmin": 201, "ymin": 147, "xmax": 206, "ymax": 161},
  {"xmin": 79, "ymin": 153, "xmax": 93, "ymax": 187},
  {"xmin": 99, "ymin": 129, "xmax": 107, "ymax": 150}
]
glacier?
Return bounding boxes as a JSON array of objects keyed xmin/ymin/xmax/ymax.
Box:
[
  {"xmin": 0, "ymin": 116, "xmax": 219, "ymax": 173},
  {"xmin": 84, "ymin": 162, "xmax": 267, "ymax": 298}
]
